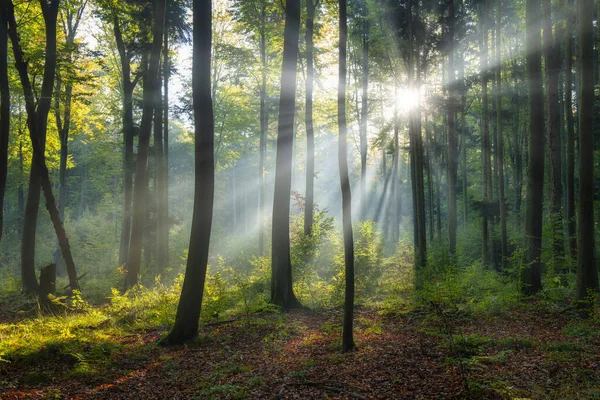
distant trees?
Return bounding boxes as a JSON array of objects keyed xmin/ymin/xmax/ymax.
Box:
[{"xmin": 166, "ymin": 0, "xmax": 214, "ymax": 344}]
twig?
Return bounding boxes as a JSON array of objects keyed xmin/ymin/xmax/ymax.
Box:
[
  {"xmin": 203, "ymin": 317, "xmax": 242, "ymax": 327},
  {"xmin": 63, "ymin": 272, "xmax": 88, "ymax": 290}
]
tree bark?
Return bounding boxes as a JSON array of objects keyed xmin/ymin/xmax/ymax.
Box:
[
  {"xmin": 447, "ymin": 0, "xmax": 457, "ymax": 254},
  {"xmin": 565, "ymin": 0, "xmax": 576, "ymax": 260},
  {"xmin": 271, "ymin": 0, "xmax": 301, "ymax": 310},
  {"xmin": 126, "ymin": 0, "xmax": 166, "ymax": 290},
  {"xmin": 495, "ymin": 0, "xmax": 507, "ymax": 269},
  {"xmin": 258, "ymin": 5, "xmax": 267, "ymax": 253},
  {"xmin": 575, "ymin": 0, "xmax": 598, "ymax": 302},
  {"xmin": 339, "ymin": 0, "xmax": 355, "ymax": 354},
  {"xmin": 304, "ymin": 0, "xmax": 316, "ymax": 236},
  {"xmin": 479, "ymin": 0, "xmax": 491, "ymax": 266},
  {"xmin": 8, "ymin": 0, "xmax": 80, "ymax": 293},
  {"xmin": 523, "ymin": 0, "xmax": 545, "ymax": 295},
  {"xmin": 165, "ymin": 0, "xmax": 214, "ymax": 343},
  {"xmin": 359, "ymin": 14, "xmax": 368, "ymax": 221},
  {"xmin": 113, "ymin": 14, "xmax": 139, "ymax": 272},
  {"xmin": 0, "ymin": 0, "xmax": 8, "ymax": 245},
  {"xmin": 542, "ymin": 0, "xmax": 564, "ymax": 260}
]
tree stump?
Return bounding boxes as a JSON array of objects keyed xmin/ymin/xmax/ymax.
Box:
[{"xmin": 39, "ymin": 264, "xmax": 56, "ymax": 312}]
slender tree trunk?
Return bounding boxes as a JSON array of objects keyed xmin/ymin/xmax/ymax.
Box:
[
  {"xmin": 523, "ymin": 0, "xmax": 545, "ymax": 295},
  {"xmin": 0, "ymin": 0, "xmax": 8, "ymax": 244},
  {"xmin": 542, "ymin": 0, "xmax": 564, "ymax": 260},
  {"xmin": 495, "ymin": 0, "xmax": 507, "ymax": 269},
  {"xmin": 565, "ymin": 0, "xmax": 576, "ymax": 260},
  {"xmin": 155, "ymin": 64, "xmax": 167, "ymax": 273},
  {"xmin": 391, "ymin": 88, "xmax": 399, "ymax": 245},
  {"xmin": 126, "ymin": 0, "xmax": 166, "ymax": 290},
  {"xmin": 156, "ymin": 16, "xmax": 170, "ymax": 272},
  {"xmin": 512, "ymin": 59, "xmax": 523, "ymax": 226},
  {"xmin": 258, "ymin": 8, "xmax": 267, "ymax": 253},
  {"xmin": 339, "ymin": 0, "xmax": 355, "ymax": 354},
  {"xmin": 8, "ymin": 0, "xmax": 80, "ymax": 293},
  {"xmin": 165, "ymin": 0, "xmax": 214, "ymax": 343},
  {"xmin": 359, "ymin": 16, "xmax": 369, "ymax": 221},
  {"xmin": 304, "ymin": 0, "xmax": 316, "ymax": 236},
  {"xmin": 447, "ymin": 0, "xmax": 457, "ymax": 254},
  {"xmin": 113, "ymin": 15, "xmax": 138, "ymax": 271},
  {"xmin": 479, "ymin": 0, "xmax": 491, "ymax": 266},
  {"xmin": 575, "ymin": 0, "xmax": 598, "ymax": 302},
  {"xmin": 271, "ymin": 0, "xmax": 302, "ymax": 310}
]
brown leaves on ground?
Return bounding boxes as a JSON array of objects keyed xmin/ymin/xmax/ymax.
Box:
[{"xmin": 2, "ymin": 305, "xmax": 600, "ymax": 399}]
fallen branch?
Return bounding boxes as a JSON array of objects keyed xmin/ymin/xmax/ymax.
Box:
[{"xmin": 63, "ymin": 272, "xmax": 88, "ymax": 290}]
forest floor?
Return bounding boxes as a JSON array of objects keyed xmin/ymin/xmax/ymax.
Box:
[{"xmin": 1, "ymin": 302, "xmax": 600, "ymax": 399}]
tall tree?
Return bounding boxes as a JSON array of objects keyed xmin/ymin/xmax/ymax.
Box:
[
  {"xmin": 495, "ymin": 0, "xmax": 507, "ymax": 268},
  {"xmin": 564, "ymin": 0, "xmax": 576, "ymax": 259},
  {"xmin": 575, "ymin": 0, "xmax": 598, "ymax": 303},
  {"xmin": 522, "ymin": 0, "xmax": 545, "ymax": 295},
  {"xmin": 304, "ymin": 0, "xmax": 318, "ymax": 236},
  {"xmin": 53, "ymin": 0, "xmax": 88, "ymax": 269},
  {"xmin": 0, "ymin": 0, "xmax": 9, "ymax": 244},
  {"xmin": 339, "ymin": 0, "xmax": 355, "ymax": 353},
  {"xmin": 8, "ymin": 0, "xmax": 80, "ymax": 292},
  {"xmin": 125, "ymin": 0, "xmax": 166, "ymax": 289},
  {"xmin": 270, "ymin": 0, "xmax": 302, "ymax": 309},
  {"xmin": 358, "ymin": 0, "xmax": 369, "ymax": 221},
  {"xmin": 479, "ymin": 0, "xmax": 491, "ymax": 266},
  {"xmin": 446, "ymin": 0, "xmax": 457, "ymax": 255},
  {"xmin": 165, "ymin": 0, "xmax": 214, "ymax": 344},
  {"xmin": 542, "ymin": 0, "xmax": 563, "ymax": 260}
]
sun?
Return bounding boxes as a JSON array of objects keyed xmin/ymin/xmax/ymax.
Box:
[{"xmin": 395, "ymin": 87, "xmax": 421, "ymax": 112}]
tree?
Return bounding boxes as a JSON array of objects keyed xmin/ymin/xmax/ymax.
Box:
[
  {"xmin": 125, "ymin": 0, "xmax": 166, "ymax": 289},
  {"xmin": 8, "ymin": 0, "xmax": 80, "ymax": 293},
  {"xmin": 271, "ymin": 0, "xmax": 302, "ymax": 310},
  {"xmin": 0, "ymin": 0, "xmax": 9, "ymax": 244},
  {"xmin": 304, "ymin": 0, "xmax": 318, "ymax": 236},
  {"xmin": 522, "ymin": 0, "xmax": 545, "ymax": 295},
  {"xmin": 495, "ymin": 0, "xmax": 507, "ymax": 268},
  {"xmin": 564, "ymin": 0, "xmax": 576, "ymax": 259},
  {"xmin": 446, "ymin": 0, "xmax": 457, "ymax": 255},
  {"xmin": 53, "ymin": 0, "xmax": 88, "ymax": 269},
  {"xmin": 575, "ymin": 0, "xmax": 598, "ymax": 303},
  {"xmin": 339, "ymin": 0, "xmax": 355, "ymax": 354},
  {"xmin": 541, "ymin": 0, "xmax": 563, "ymax": 260},
  {"xmin": 165, "ymin": 0, "xmax": 214, "ymax": 344},
  {"xmin": 479, "ymin": 0, "xmax": 491, "ymax": 266}
]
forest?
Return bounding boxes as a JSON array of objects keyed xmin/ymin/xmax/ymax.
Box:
[{"xmin": 1, "ymin": 0, "xmax": 600, "ymax": 397}]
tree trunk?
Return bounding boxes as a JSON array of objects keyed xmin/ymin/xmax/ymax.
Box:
[
  {"xmin": 165, "ymin": 0, "xmax": 214, "ymax": 343},
  {"xmin": 304, "ymin": 0, "xmax": 315, "ymax": 236},
  {"xmin": 447, "ymin": 0, "xmax": 457, "ymax": 254},
  {"xmin": 565, "ymin": 0, "xmax": 576, "ymax": 260},
  {"xmin": 523, "ymin": 0, "xmax": 545, "ymax": 295},
  {"xmin": 113, "ymin": 15, "xmax": 138, "ymax": 271},
  {"xmin": 271, "ymin": 0, "xmax": 301, "ymax": 310},
  {"xmin": 495, "ymin": 0, "xmax": 507, "ymax": 269},
  {"xmin": 258, "ymin": 7, "xmax": 267, "ymax": 254},
  {"xmin": 155, "ymin": 63, "xmax": 167, "ymax": 273},
  {"xmin": 359, "ymin": 16, "xmax": 369, "ymax": 221},
  {"xmin": 479, "ymin": 0, "xmax": 491, "ymax": 266},
  {"xmin": 575, "ymin": 0, "xmax": 598, "ymax": 302},
  {"xmin": 8, "ymin": 0, "xmax": 80, "ymax": 293},
  {"xmin": 156, "ymin": 17, "xmax": 170, "ymax": 272},
  {"xmin": 339, "ymin": 0, "xmax": 355, "ymax": 354},
  {"xmin": 126, "ymin": 0, "xmax": 166, "ymax": 290},
  {"xmin": 542, "ymin": 0, "xmax": 564, "ymax": 260},
  {"xmin": 0, "ymin": 0, "xmax": 8, "ymax": 245}
]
